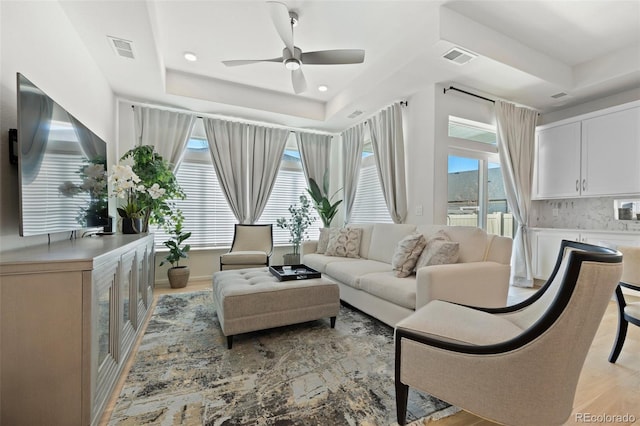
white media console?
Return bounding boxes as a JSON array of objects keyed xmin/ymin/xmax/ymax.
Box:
[{"xmin": 0, "ymin": 233, "xmax": 155, "ymax": 425}]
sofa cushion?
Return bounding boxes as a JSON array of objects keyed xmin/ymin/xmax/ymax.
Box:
[
  {"xmin": 325, "ymin": 227, "xmax": 362, "ymax": 258},
  {"xmin": 346, "ymin": 223, "xmax": 374, "ymax": 259},
  {"xmin": 359, "ymin": 271, "xmax": 417, "ymax": 310},
  {"xmin": 325, "ymin": 259, "xmax": 391, "ymax": 289},
  {"xmin": 392, "ymin": 233, "xmax": 427, "ymax": 277},
  {"xmin": 440, "ymin": 226, "xmax": 489, "ymax": 263},
  {"xmin": 416, "ymin": 231, "xmax": 459, "ymax": 268},
  {"xmin": 302, "ymin": 253, "xmax": 353, "ymax": 274},
  {"xmin": 316, "ymin": 228, "xmax": 330, "ymax": 253},
  {"xmin": 368, "ymin": 223, "xmax": 417, "ymax": 263}
]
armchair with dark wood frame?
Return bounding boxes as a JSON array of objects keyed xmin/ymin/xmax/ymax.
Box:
[
  {"xmin": 219, "ymin": 224, "xmax": 274, "ymax": 271},
  {"xmin": 394, "ymin": 240, "xmax": 623, "ymax": 426}
]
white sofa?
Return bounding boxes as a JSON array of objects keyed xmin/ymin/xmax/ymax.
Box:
[{"xmin": 302, "ymin": 223, "xmax": 513, "ymax": 327}]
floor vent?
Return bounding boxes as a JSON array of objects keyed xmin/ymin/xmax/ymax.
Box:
[
  {"xmin": 442, "ymin": 47, "xmax": 477, "ymax": 65},
  {"xmin": 348, "ymin": 110, "xmax": 363, "ymax": 119},
  {"xmin": 108, "ymin": 36, "xmax": 135, "ymax": 59}
]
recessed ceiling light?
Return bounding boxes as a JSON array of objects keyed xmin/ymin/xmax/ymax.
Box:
[
  {"xmin": 184, "ymin": 52, "xmax": 198, "ymax": 62},
  {"xmin": 318, "ymin": 85, "xmax": 328, "ymax": 92}
]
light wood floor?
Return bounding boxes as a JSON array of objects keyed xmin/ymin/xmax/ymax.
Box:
[{"xmin": 101, "ymin": 280, "xmax": 640, "ymax": 426}]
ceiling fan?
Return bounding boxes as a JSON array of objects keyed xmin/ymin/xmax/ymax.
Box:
[{"xmin": 222, "ymin": 1, "xmax": 365, "ymax": 94}]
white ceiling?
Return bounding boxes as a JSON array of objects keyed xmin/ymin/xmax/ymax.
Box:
[{"xmin": 59, "ymin": 0, "xmax": 640, "ymax": 132}]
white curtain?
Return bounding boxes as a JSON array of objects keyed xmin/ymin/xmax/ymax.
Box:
[
  {"xmin": 203, "ymin": 118, "xmax": 248, "ymax": 223},
  {"xmin": 367, "ymin": 102, "xmax": 407, "ymax": 223},
  {"xmin": 134, "ymin": 106, "xmax": 196, "ymax": 172},
  {"xmin": 495, "ymin": 100, "xmax": 538, "ymax": 288},
  {"xmin": 341, "ymin": 123, "xmax": 364, "ymax": 223},
  {"xmin": 247, "ymin": 126, "xmax": 290, "ymax": 223},
  {"xmin": 296, "ymin": 132, "xmax": 332, "ymax": 187}
]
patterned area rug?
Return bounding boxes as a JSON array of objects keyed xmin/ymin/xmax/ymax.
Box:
[{"xmin": 108, "ymin": 290, "xmax": 459, "ymax": 425}]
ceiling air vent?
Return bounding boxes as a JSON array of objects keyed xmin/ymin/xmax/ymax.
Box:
[
  {"xmin": 442, "ymin": 47, "xmax": 477, "ymax": 65},
  {"xmin": 348, "ymin": 110, "xmax": 363, "ymax": 119},
  {"xmin": 108, "ymin": 36, "xmax": 135, "ymax": 59},
  {"xmin": 551, "ymin": 92, "xmax": 568, "ymax": 99}
]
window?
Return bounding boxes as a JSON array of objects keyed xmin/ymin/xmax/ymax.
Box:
[
  {"xmin": 257, "ymin": 136, "xmax": 321, "ymax": 244},
  {"xmin": 350, "ymin": 138, "xmax": 393, "ymax": 224},
  {"xmin": 154, "ymin": 127, "xmax": 321, "ymax": 248},
  {"xmin": 447, "ymin": 116, "xmax": 513, "ymax": 237},
  {"xmin": 152, "ymin": 134, "xmax": 237, "ymax": 248}
]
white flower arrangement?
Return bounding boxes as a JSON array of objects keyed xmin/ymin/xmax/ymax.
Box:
[{"xmin": 108, "ymin": 164, "xmax": 168, "ymax": 219}]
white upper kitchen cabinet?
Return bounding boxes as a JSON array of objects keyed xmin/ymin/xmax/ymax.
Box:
[
  {"xmin": 581, "ymin": 107, "xmax": 640, "ymax": 196},
  {"xmin": 534, "ymin": 122, "xmax": 582, "ymax": 199},
  {"xmin": 533, "ymin": 102, "xmax": 640, "ymax": 200}
]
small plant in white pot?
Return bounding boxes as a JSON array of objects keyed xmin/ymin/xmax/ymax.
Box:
[
  {"xmin": 277, "ymin": 195, "xmax": 313, "ymax": 265},
  {"xmin": 160, "ymin": 207, "xmax": 191, "ymax": 288}
]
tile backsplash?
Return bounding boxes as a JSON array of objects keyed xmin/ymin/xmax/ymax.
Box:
[{"xmin": 531, "ymin": 197, "xmax": 639, "ymax": 231}]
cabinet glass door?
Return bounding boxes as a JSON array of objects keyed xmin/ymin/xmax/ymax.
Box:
[
  {"xmin": 92, "ymin": 258, "xmax": 120, "ymax": 421},
  {"xmin": 120, "ymin": 250, "xmax": 137, "ymax": 358}
]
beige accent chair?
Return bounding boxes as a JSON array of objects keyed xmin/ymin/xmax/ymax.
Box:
[
  {"xmin": 394, "ymin": 240, "xmax": 623, "ymax": 426},
  {"xmin": 609, "ymin": 245, "xmax": 640, "ymax": 363},
  {"xmin": 219, "ymin": 224, "xmax": 273, "ymax": 271}
]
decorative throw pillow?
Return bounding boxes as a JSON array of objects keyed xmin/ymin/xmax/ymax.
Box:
[
  {"xmin": 415, "ymin": 231, "xmax": 459, "ymax": 268},
  {"xmin": 325, "ymin": 228, "xmax": 362, "ymax": 258},
  {"xmin": 316, "ymin": 228, "xmax": 331, "ymax": 253},
  {"xmin": 392, "ymin": 233, "xmax": 427, "ymax": 278}
]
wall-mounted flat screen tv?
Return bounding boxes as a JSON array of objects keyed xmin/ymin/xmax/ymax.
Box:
[{"xmin": 17, "ymin": 73, "xmax": 108, "ymax": 236}]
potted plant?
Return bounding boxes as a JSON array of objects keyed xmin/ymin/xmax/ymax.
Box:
[
  {"xmin": 277, "ymin": 195, "xmax": 313, "ymax": 265},
  {"xmin": 159, "ymin": 207, "xmax": 191, "ymax": 288},
  {"xmin": 108, "ymin": 164, "xmax": 147, "ymax": 233},
  {"xmin": 307, "ymin": 171, "xmax": 342, "ymax": 227},
  {"xmin": 119, "ymin": 145, "xmax": 185, "ymax": 232}
]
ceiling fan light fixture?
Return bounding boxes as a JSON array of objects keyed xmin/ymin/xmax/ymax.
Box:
[
  {"xmin": 184, "ymin": 52, "xmax": 198, "ymax": 62},
  {"xmin": 284, "ymin": 58, "xmax": 301, "ymax": 70}
]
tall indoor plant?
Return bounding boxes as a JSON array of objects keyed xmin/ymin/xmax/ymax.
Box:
[
  {"xmin": 159, "ymin": 207, "xmax": 191, "ymax": 288},
  {"xmin": 277, "ymin": 195, "xmax": 313, "ymax": 265},
  {"xmin": 307, "ymin": 171, "xmax": 342, "ymax": 227}
]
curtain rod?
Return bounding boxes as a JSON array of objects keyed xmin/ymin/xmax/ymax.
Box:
[
  {"xmin": 443, "ymin": 86, "xmax": 541, "ymax": 116},
  {"xmin": 444, "ymin": 86, "xmax": 494, "ymax": 104}
]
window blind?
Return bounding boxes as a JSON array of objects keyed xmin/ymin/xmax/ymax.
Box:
[
  {"xmin": 22, "ymin": 151, "xmax": 89, "ymax": 234},
  {"xmin": 152, "ymin": 159, "xmax": 236, "ymax": 249},
  {"xmin": 257, "ymin": 163, "xmax": 322, "ymax": 245},
  {"xmin": 349, "ymin": 155, "xmax": 393, "ymax": 224}
]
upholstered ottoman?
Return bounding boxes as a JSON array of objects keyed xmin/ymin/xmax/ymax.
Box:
[{"xmin": 212, "ymin": 267, "xmax": 340, "ymax": 348}]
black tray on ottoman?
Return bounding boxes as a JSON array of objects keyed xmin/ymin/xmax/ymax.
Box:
[{"xmin": 269, "ymin": 264, "xmax": 321, "ymax": 281}]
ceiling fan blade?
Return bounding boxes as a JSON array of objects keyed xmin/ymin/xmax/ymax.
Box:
[
  {"xmin": 292, "ymin": 68, "xmax": 307, "ymax": 94},
  {"xmin": 222, "ymin": 57, "xmax": 283, "ymax": 67},
  {"xmin": 301, "ymin": 49, "xmax": 365, "ymax": 65},
  {"xmin": 267, "ymin": 1, "xmax": 294, "ymax": 54}
]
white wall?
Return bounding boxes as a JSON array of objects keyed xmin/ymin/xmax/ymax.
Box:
[
  {"xmin": 404, "ymin": 85, "xmax": 436, "ymax": 225},
  {"xmin": 0, "ymin": 1, "xmax": 115, "ymax": 252},
  {"xmin": 539, "ymin": 88, "xmax": 640, "ymax": 125}
]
